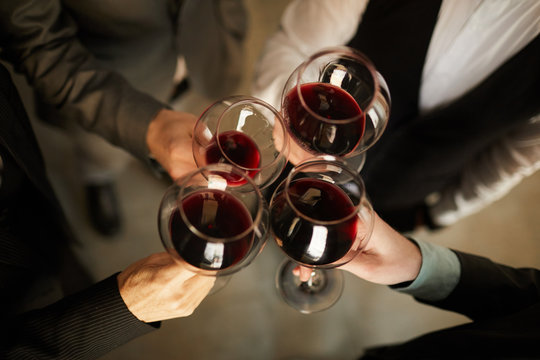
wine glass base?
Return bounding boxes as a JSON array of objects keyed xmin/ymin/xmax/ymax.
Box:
[{"xmin": 276, "ymin": 259, "xmax": 344, "ymax": 314}]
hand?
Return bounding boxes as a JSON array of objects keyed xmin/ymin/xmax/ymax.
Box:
[
  {"xmin": 117, "ymin": 252, "xmax": 215, "ymax": 322},
  {"xmin": 274, "ymin": 129, "xmax": 312, "ymax": 166},
  {"xmin": 340, "ymin": 213, "xmax": 422, "ymax": 285},
  {"xmin": 146, "ymin": 108, "xmax": 199, "ymax": 180}
]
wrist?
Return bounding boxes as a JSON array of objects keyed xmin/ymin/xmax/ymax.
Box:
[
  {"xmin": 374, "ymin": 214, "xmax": 422, "ymax": 284},
  {"xmin": 390, "ymin": 239, "xmax": 461, "ymax": 301},
  {"xmin": 145, "ymin": 108, "xmax": 170, "ymax": 155},
  {"xmin": 342, "ymin": 214, "xmax": 422, "ymax": 285},
  {"xmin": 388, "ymin": 238, "xmax": 421, "ymax": 287}
]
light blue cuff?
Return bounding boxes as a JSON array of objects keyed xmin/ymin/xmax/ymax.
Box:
[{"xmin": 393, "ymin": 239, "xmax": 461, "ymax": 301}]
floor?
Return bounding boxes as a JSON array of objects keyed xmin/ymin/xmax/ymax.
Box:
[{"xmin": 9, "ymin": 0, "xmax": 540, "ymax": 359}]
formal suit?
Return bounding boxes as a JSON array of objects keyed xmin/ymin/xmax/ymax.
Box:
[
  {"xmin": 347, "ymin": 0, "xmax": 540, "ymax": 230},
  {"xmin": 0, "ymin": 64, "xmax": 157, "ymax": 359},
  {"xmin": 361, "ymin": 250, "xmax": 540, "ymax": 359},
  {"xmin": 0, "ymin": 0, "xmax": 248, "ymax": 236},
  {"xmin": 252, "ymin": 0, "xmax": 540, "ymax": 231},
  {"xmin": 0, "ymin": 0, "xmax": 247, "ymax": 161}
]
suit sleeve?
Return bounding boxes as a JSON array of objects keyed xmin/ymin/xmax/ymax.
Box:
[
  {"xmin": 428, "ymin": 116, "xmax": 540, "ymax": 227},
  {"xmin": 251, "ymin": 0, "xmax": 368, "ymax": 109},
  {"xmin": 420, "ymin": 250, "xmax": 540, "ymax": 321},
  {"xmin": 0, "ymin": 0, "xmax": 165, "ymax": 161},
  {"xmin": 0, "ymin": 274, "xmax": 159, "ymax": 360}
]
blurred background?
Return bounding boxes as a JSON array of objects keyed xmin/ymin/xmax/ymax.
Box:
[{"xmin": 6, "ymin": 0, "xmax": 540, "ymax": 359}]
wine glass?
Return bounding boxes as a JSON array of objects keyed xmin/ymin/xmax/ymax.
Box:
[
  {"xmin": 193, "ymin": 96, "xmax": 289, "ymax": 189},
  {"xmin": 280, "ymin": 46, "xmax": 390, "ymax": 171},
  {"xmin": 269, "ymin": 159, "xmax": 374, "ymax": 313},
  {"xmin": 158, "ymin": 164, "xmax": 269, "ymax": 291}
]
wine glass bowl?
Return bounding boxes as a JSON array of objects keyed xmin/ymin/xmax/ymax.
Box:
[
  {"xmin": 270, "ymin": 159, "xmax": 373, "ymax": 268},
  {"xmin": 269, "ymin": 159, "xmax": 374, "ymax": 313},
  {"xmin": 281, "ymin": 46, "xmax": 390, "ymax": 165},
  {"xmin": 193, "ymin": 96, "xmax": 289, "ymax": 189},
  {"xmin": 158, "ymin": 164, "xmax": 269, "ymax": 277}
]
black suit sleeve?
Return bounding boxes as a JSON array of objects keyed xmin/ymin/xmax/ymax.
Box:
[
  {"xmin": 362, "ymin": 251, "xmax": 540, "ymax": 359},
  {"xmin": 420, "ymin": 251, "xmax": 540, "ymax": 321},
  {"xmin": 0, "ymin": 49, "xmax": 160, "ymax": 360},
  {"xmin": 0, "ymin": 274, "xmax": 160, "ymax": 360}
]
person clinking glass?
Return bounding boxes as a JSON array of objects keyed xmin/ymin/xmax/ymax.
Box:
[
  {"xmin": 322, "ymin": 211, "xmax": 540, "ymax": 359},
  {"xmin": 0, "ymin": 61, "xmax": 214, "ymax": 360}
]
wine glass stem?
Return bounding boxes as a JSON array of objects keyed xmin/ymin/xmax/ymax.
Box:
[
  {"xmin": 306, "ymin": 270, "xmax": 317, "ymax": 287},
  {"xmin": 299, "ymin": 268, "xmax": 327, "ymax": 293}
]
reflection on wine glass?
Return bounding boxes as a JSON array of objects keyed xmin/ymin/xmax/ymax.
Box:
[
  {"xmin": 269, "ymin": 159, "xmax": 374, "ymax": 313},
  {"xmin": 281, "ymin": 46, "xmax": 390, "ymax": 170},
  {"xmin": 193, "ymin": 96, "xmax": 289, "ymax": 189},
  {"xmin": 158, "ymin": 164, "xmax": 269, "ymax": 290}
]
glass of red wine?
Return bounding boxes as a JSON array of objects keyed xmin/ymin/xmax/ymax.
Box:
[
  {"xmin": 193, "ymin": 96, "xmax": 289, "ymax": 189},
  {"xmin": 281, "ymin": 46, "xmax": 390, "ymax": 171},
  {"xmin": 158, "ymin": 164, "xmax": 269, "ymax": 290},
  {"xmin": 269, "ymin": 159, "xmax": 374, "ymax": 313}
]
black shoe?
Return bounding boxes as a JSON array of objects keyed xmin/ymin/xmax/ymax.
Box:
[{"xmin": 85, "ymin": 182, "xmax": 122, "ymax": 236}]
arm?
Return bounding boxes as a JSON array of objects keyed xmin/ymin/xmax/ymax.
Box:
[
  {"xmin": 1, "ymin": 253, "xmax": 213, "ymax": 360},
  {"xmin": 0, "ymin": 0, "xmax": 200, "ymax": 180},
  {"xmin": 422, "ymin": 250, "xmax": 540, "ymax": 321},
  {"xmin": 0, "ymin": 0, "xmax": 166, "ymax": 161},
  {"xmin": 428, "ymin": 115, "xmax": 540, "ymax": 226},
  {"xmin": 251, "ymin": 0, "xmax": 367, "ymax": 109},
  {"xmin": 1, "ymin": 275, "xmax": 155, "ymax": 360},
  {"xmin": 342, "ymin": 214, "xmax": 540, "ymax": 321}
]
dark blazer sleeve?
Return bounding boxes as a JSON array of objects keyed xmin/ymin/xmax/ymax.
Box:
[
  {"xmin": 0, "ymin": 0, "xmax": 165, "ymax": 161},
  {"xmin": 361, "ymin": 251, "xmax": 540, "ymax": 359},
  {"xmin": 420, "ymin": 250, "xmax": 540, "ymax": 321},
  {"xmin": 0, "ymin": 274, "xmax": 160, "ymax": 360}
]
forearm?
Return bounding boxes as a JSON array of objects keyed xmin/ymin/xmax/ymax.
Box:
[
  {"xmin": 421, "ymin": 251, "xmax": 540, "ymax": 321},
  {"xmin": 342, "ymin": 213, "xmax": 423, "ymax": 286},
  {"xmin": 251, "ymin": 31, "xmax": 307, "ymax": 109},
  {"xmin": 429, "ymin": 115, "xmax": 540, "ymax": 226},
  {"xmin": 0, "ymin": 0, "xmax": 166, "ymax": 161},
  {"xmin": 341, "ymin": 214, "xmax": 460, "ymax": 301},
  {"xmin": 384, "ymin": 237, "xmax": 540, "ymax": 321},
  {"xmin": 251, "ymin": 0, "xmax": 366, "ymax": 108},
  {"xmin": 1, "ymin": 274, "xmax": 158, "ymax": 360}
]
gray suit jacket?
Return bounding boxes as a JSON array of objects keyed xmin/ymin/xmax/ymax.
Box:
[{"xmin": 0, "ymin": 0, "xmax": 247, "ymax": 161}]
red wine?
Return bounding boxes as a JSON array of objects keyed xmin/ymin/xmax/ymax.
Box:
[
  {"xmin": 283, "ymin": 83, "xmax": 365, "ymax": 156},
  {"xmin": 170, "ymin": 189, "xmax": 254, "ymax": 270},
  {"xmin": 205, "ymin": 130, "xmax": 261, "ymax": 185},
  {"xmin": 270, "ymin": 178, "xmax": 358, "ymax": 265}
]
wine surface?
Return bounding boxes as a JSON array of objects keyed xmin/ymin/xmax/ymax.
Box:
[
  {"xmin": 170, "ymin": 189, "xmax": 253, "ymax": 270},
  {"xmin": 205, "ymin": 130, "xmax": 261, "ymax": 185},
  {"xmin": 283, "ymin": 82, "xmax": 365, "ymax": 156},
  {"xmin": 270, "ymin": 178, "xmax": 358, "ymax": 265}
]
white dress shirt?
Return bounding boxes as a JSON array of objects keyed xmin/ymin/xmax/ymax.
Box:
[{"xmin": 252, "ymin": 0, "xmax": 540, "ymax": 226}]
